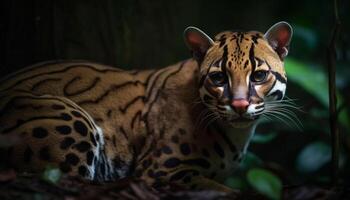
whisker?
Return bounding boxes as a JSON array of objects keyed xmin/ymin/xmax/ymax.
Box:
[
  {"xmin": 204, "ymin": 116, "xmax": 220, "ymax": 131},
  {"xmin": 262, "ymin": 112, "xmax": 296, "ymax": 130},
  {"xmin": 195, "ymin": 110, "xmax": 218, "ymax": 131},
  {"xmin": 266, "ymin": 108, "xmax": 303, "ymax": 130},
  {"xmin": 194, "ymin": 109, "xmax": 211, "ymax": 130},
  {"xmin": 263, "ymin": 110, "xmax": 303, "ymax": 131}
]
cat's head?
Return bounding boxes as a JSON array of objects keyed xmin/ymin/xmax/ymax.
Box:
[{"xmin": 184, "ymin": 22, "xmax": 293, "ymax": 128}]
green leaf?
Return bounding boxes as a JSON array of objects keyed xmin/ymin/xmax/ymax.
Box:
[
  {"xmin": 296, "ymin": 141, "xmax": 331, "ymax": 173},
  {"xmin": 247, "ymin": 168, "xmax": 282, "ymax": 200},
  {"xmin": 239, "ymin": 151, "xmax": 263, "ymax": 169},
  {"xmin": 225, "ymin": 177, "xmax": 247, "ymax": 190},
  {"xmin": 285, "ymin": 58, "xmax": 350, "ymax": 130},
  {"xmin": 33, "ymin": 193, "xmax": 44, "ymax": 200},
  {"xmin": 285, "ymin": 58, "xmax": 328, "ymax": 106},
  {"xmin": 41, "ymin": 166, "xmax": 62, "ymax": 184},
  {"xmin": 252, "ymin": 132, "xmax": 277, "ymax": 144}
]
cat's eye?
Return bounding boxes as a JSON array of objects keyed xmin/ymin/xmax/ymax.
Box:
[
  {"xmin": 208, "ymin": 72, "xmax": 227, "ymax": 86},
  {"xmin": 251, "ymin": 70, "xmax": 268, "ymax": 83}
]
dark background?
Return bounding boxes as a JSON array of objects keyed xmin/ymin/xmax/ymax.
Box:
[{"xmin": 1, "ymin": 0, "xmax": 350, "ymax": 190}]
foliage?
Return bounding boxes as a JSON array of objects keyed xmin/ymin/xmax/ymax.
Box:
[
  {"xmin": 41, "ymin": 166, "xmax": 62, "ymax": 185},
  {"xmin": 296, "ymin": 141, "xmax": 332, "ymax": 173},
  {"xmin": 285, "ymin": 58, "xmax": 350, "ymax": 129},
  {"xmin": 247, "ymin": 168, "xmax": 282, "ymax": 200},
  {"xmin": 251, "ymin": 132, "xmax": 278, "ymax": 144}
]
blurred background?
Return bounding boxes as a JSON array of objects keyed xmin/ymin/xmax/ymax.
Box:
[{"xmin": 1, "ymin": 0, "xmax": 349, "ymax": 194}]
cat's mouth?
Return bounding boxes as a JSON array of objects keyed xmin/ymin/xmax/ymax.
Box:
[
  {"xmin": 229, "ymin": 114, "xmax": 259, "ymax": 121},
  {"xmin": 231, "ymin": 117, "xmax": 255, "ymax": 122},
  {"xmin": 226, "ymin": 116, "xmax": 257, "ymax": 128},
  {"xmin": 229, "ymin": 119, "xmax": 255, "ymax": 128}
]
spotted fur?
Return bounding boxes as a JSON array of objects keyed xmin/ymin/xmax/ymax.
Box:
[{"xmin": 0, "ymin": 22, "xmax": 292, "ymax": 192}]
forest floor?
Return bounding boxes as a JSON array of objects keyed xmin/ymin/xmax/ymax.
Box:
[{"xmin": 0, "ymin": 169, "xmax": 348, "ymax": 200}]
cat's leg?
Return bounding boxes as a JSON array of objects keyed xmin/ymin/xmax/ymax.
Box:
[
  {"xmin": 0, "ymin": 90, "xmax": 106, "ymax": 180},
  {"xmin": 134, "ymin": 153, "xmax": 236, "ymax": 193}
]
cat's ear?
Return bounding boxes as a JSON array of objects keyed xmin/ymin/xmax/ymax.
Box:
[
  {"xmin": 184, "ymin": 26, "xmax": 214, "ymax": 62},
  {"xmin": 264, "ymin": 21, "xmax": 293, "ymax": 60}
]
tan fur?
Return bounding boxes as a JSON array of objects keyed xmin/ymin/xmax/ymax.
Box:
[{"xmin": 0, "ymin": 26, "xmax": 289, "ymax": 191}]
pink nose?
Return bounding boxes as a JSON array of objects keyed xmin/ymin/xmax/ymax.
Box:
[{"xmin": 231, "ymin": 99, "xmax": 249, "ymax": 114}]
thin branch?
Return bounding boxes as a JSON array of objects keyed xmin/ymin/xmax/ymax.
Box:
[{"xmin": 327, "ymin": 0, "xmax": 341, "ymax": 186}]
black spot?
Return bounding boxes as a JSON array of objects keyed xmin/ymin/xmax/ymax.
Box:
[
  {"xmin": 64, "ymin": 153, "xmax": 79, "ymax": 166},
  {"xmin": 95, "ymin": 133, "xmax": 100, "ymax": 142},
  {"xmin": 183, "ymin": 158, "xmax": 211, "ymax": 169},
  {"xmin": 39, "ymin": 146, "xmax": 50, "ymax": 161},
  {"xmin": 52, "ymin": 104, "xmax": 65, "ymax": 110},
  {"xmin": 271, "ymin": 71, "xmax": 287, "ymax": 84},
  {"xmin": 142, "ymin": 159, "xmax": 152, "ymax": 169},
  {"xmin": 134, "ymin": 169, "xmax": 143, "ymax": 177},
  {"xmin": 60, "ymin": 137, "xmax": 75, "ymax": 149},
  {"xmin": 86, "ymin": 151, "xmax": 94, "ymax": 165},
  {"xmin": 153, "ymin": 149, "xmax": 162, "ymax": 157},
  {"xmin": 193, "ymin": 171, "xmax": 200, "ymax": 176},
  {"xmin": 32, "ymin": 127, "xmax": 48, "ymax": 138},
  {"xmin": 161, "ymin": 145, "xmax": 173, "ymax": 154},
  {"xmin": 23, "ymin": 146, "xmax": 33, "ymax": 163},
  {"xmin": 74, "ymin": 121, "xmax": 88, "ymax": 136},
  {"xmin": 220, "ymin": 163, "xmax": 225, "ymax": 169},
  {"xmin": 268, "ymin": 90, "xmax": 283, "ymax": 100},
  {"xmin": 90, "ymin": 132, "xmax": 97, "ymax": 146},
  {"xmin": 7, "ymin": 147, "xmax": 13, "ymax": 158},
  {"xmin": 61, "ymin": 113, "xmax": 72, "ymax": 121},
  {"xmin": 106, "ymin": 109, "xmax": 112, "ymax": 118},
  {"xmin": 153, "ymin": 163, "xmax": 159, "ymax": 169},
  {"xmin": 210, "ymin": 172, "xmax": 217, "ymax": 179},
  {"xmin": 94, "ymin": 118, "xmax": 103, "ymax": 123},
  {"xmin": 190, "ymin": 184, "xmax": 197, "ymax": 190},
  {"xmin": 219, "ymin": 35, "xmax": 226, "ymax": 47},
  {"xmin": 251, "ymin": 33, "xmax": 261, "ymax": 44},
  {"xmin": 112, "ymin": 135, "xmax": 117, "ymax": 147},
  {"xmin": 56, "ymin": 126, "xmax": 72, "ymax": 135},
  {"xmin": 154, "ymin": 171, "xmax": 168, "ymax": 178},
  {"xmin": 147, "ymin": 169, "xmax": 155, "ymax": 178},
  {"xmin": 233, "ymin": 153, "xmax": 239, "ymax": 161},
  {"xmin": 180, "ymin": 143, "xmax": 191, "ymax": 155},
  {"xmin": 255, "ymin": 104, "xmax": 264, "ymax": 110},
  {"xmin": 59, "ymin": 162, "xmax": 72, "ymax": 173},
  {"xmin": 164, "ymin": 157, "xmax": 181, "ymax": 168},
  {"xmin": 78, "ymin": 165, "xmax": 88, "ymax": 177},
  {"xmin": 178, "ymin": 128, "xmax": 187, "ymax": 135},
  {"xmin": 152, "ymin": 181, "xmax": 167, "ymax": 189},
  {"xmin": 183, "ymin": 176, "xmax": 192, "ymax": 183},
  {"xmin": 201, "ymin": 148, "xmax": 210, "ymax": 157},
  {"xmin": 74, "ymin": 141, "xmax": 91, "ymax": 152},
  {"xmin": 213, "ymin": 142, "xmax": 225, "ymax": 158},
  {"xmin": 171, "ymin": 135, "xmax": 179, "ymax": 143},
  {"xmin": 244, "ymin": 60, "xmax": 249, "ymax": 69},
  {"xmin": 112, "ymin": 156, "xmax": 124, "ymax": 169},
  {"xmin": 71, "ymin": 111, "xmax": 83, "ymax": 118},
  {"xmin": 169, "ymin": 169, "xmax": 198, "ymax": 182},
  {"xmin": 100, "ymin": 164, "xmax": 106, "ymax": 177}
]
